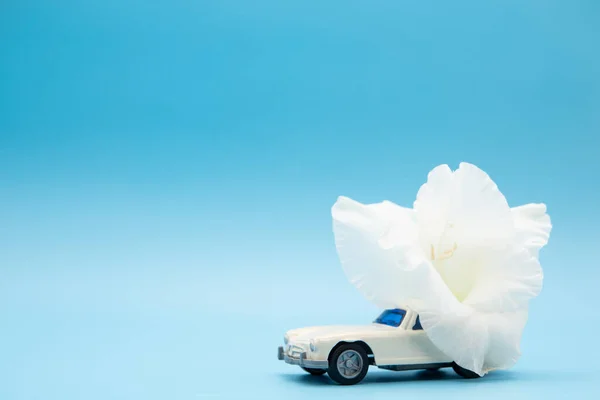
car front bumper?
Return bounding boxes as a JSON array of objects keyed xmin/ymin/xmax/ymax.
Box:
[{"xmin": 278, "ymin": 346, "xmax": 328, "ymax": 369}]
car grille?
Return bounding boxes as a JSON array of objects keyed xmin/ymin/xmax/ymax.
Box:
[{"xmin": 287, "ymin": 345, "xmax": 305, "ymax": 358}]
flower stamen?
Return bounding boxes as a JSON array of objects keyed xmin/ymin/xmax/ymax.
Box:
[
  {"xmin": 430, "ymin": 243, "xmax": 458, "ymax": 261},
  {"xmin": 439, "ymin": 242, "xmax": 458, "ymax": 260}
]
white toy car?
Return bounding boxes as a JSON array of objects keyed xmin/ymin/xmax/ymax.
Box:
[{"xmin": 277, "ymin": 307, "xmax": 481, "ymax": 385}]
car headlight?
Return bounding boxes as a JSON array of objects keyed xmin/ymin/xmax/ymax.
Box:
[
  {"xmin": 284, "ymin": 335, "xmax": 289, "ymax": 345},
  {"xmin": 309, "ymin": 340, "xmax": 317, "ymax": 352}
]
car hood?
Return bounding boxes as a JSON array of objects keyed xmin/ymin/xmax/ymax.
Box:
[{"xmin": 286, "ymin": 324, "xmax": 395, "ymax": 342}]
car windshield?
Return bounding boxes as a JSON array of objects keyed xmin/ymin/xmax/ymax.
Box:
[{"xmin": 374, "ymin": 309, "xmax": 406, "ymax": 327}]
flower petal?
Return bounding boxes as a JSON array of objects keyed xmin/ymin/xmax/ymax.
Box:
[
  {"xmin": 512, "ymin": 203, "xmax": 552, "ymax": 257},
  {"xmin": 332, "ymin": 196, "xmax": 447, "ymax": 308},
  {"xmin": 414, "ymin": 162, "xmax": 514, "ymax": 253},
  {"xmin": 413, "ymin": 163, "xmax": 515, "ymax": 300},
  {"xmin": 463, "ymin": 246, "xmax": 543, "ymax": 313},
  {"xmin": 415, "ymin": 303, "xmax": 487, "ymax": 375},
  {"xmin": 415, "ymin": 304, "xmax": 529, "ymax": 376},
  {"xmin": 480, "ymin": 309, "xmax": 529, "ymax": 373},
  {"xmin": 412, "ymin": 164, "xmax": 454, "ymax": 253}
]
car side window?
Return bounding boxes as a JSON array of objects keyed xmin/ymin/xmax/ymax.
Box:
[{"xmin": 413, "ymin": 316, "xmax": 423, "ymax": 330}]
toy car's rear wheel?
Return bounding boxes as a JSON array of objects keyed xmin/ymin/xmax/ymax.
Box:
[
  {"xmin": 302, "ymin": 367, "xmax": 327, "ymax": 376},
  {"xmin": 451, "ymin": 362, "xmax": 481, "ymax": 379},
  {"xmin": 327, "ymin": 343, "xmax": 369, "ymax": 385}
]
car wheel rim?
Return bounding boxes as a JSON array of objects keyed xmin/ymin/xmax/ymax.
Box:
[{"xmin": 336, "ymin": 350, "xmax": 363, "ymax": 379}]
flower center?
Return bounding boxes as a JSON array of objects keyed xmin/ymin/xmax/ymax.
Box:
[
  {"xmin": 429, "ymin": 241, "xmax": 481, "ymax": 302},
  {"xmin": 430, "ymin": 243, "xmax": 457, "ymax": 261}
]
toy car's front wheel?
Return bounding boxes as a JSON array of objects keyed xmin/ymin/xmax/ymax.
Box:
[
  {"xmin": 301, "ymin": 367, "xmax": 327, "ymax": 376},
  {"xmin": 327, "ymin": 343, "xmax": 369, "ymax": 385},
  {"xmin": 451, "ymin": 362, "xmax": 482, "ymax": 379}
]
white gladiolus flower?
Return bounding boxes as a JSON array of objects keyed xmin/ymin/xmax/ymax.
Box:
[{"xmin": 331, "ymin": 162, "xmax": 551, "ymax": 376}]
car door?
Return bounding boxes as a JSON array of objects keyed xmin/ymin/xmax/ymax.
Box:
[
  {"xmin": 374, "ymin": 315, "xmax": 452, "ymax": 366},
  {"xmin": 367, "ymin": 309, "xmax": 412, "ymax": 365},
  {"xmin": 401, "ymin": 316, "xmax": 452, "ymax": 364},
  {"xmin": 380, "ymin": 314, "xmax": 432, "ymax": 365}
]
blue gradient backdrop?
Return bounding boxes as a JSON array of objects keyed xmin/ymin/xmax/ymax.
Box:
[{"xmin": 1, "ymin": 1, "xmax": 599, "ymax": 399}]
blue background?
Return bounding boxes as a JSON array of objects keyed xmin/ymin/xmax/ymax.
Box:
[{"xmin": 1, "ymin": 1, "xmax": 599, "ymax": 399}]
